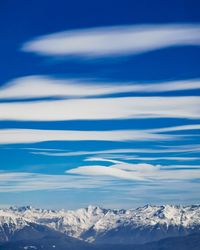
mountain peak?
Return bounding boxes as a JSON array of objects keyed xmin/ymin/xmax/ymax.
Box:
[{"xmin": 9, "ymin": 205, "xmax": 33, "ymax": 211}]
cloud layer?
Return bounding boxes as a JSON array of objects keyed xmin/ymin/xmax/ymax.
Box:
[
  {"xmin": 0, "ymin": 171, "xmax": 108, "ymax": 192},
  {"xmin": 1, "ymin": 76, "xmax": 200, "ymax": 99},
  {"xmin": 67, "ymin": 159, "xmax": 200, "ymax": 181},
  {"xmin": 22, "ymin": 24, "xmax": 200, "ymax": 57},
  {"xmin": 1, "ymin": 159, "xmax": 200, "ymax": 193},
  {"xmin": 30, "ymin": 144, "xmax": 200, "ymax": 157},
  {"xmin": 0, "ymin": 21, "xmax": 199, "ymax": 208},
  {"xmin": 0, "ymin": 96, "xmax": 199, "ymax": 121},
  {"xmin": 0, "ymin": 128, "xmax": 174, "ymax": 144},
  {"xmin": 0, "ymin": 124, "xmax": 199, "ymax": 144}
]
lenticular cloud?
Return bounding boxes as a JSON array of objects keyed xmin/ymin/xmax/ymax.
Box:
[{"xmin": 22, "ymin": 24, "xmax": 200, "ymax": 57}]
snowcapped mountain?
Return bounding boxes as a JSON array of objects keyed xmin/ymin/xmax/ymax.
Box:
[{"xmin": 0, "ymin": 205, "xmax": 200, "ymax": 244}]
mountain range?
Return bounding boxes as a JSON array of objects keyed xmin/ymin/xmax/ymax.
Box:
[{"xmin": 0, "ymin": 204, "xmax": 200, "ymax": 249}]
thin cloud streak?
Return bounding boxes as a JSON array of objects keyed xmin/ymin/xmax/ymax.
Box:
[
  {"xmin": 1, "ymin": 123, "xmax": 199, "ymax": 144},
  {"xmin": 149, "ymin": 124, "xmax": 200, "ymax": 133},
  {"xmin": 0, "ymin": 171, "xmax": 110, "ymax": 192},
  {"xmin": 31, "ymin": 145, "xmax": 200, "ymax": 157},
  {"xmin": 85, "ymin": 157, "xmax": 200, "ymax": 170},
  {"xmin": 0, "ymin": 128, "xmax": 174, "ymax": 144},
  {"xmin": 22, "ymin": 24, "xmax": 200, "ymax": 57},
  {"xmin": 0, "ymin": 96, "xmax": 199, "ymax": 121},
  {"xmin": 1, "ymin": 76, "xmax": 200, "ymax": 99},
  {"xmin": 84, "ymin": 156, "xmax": 200, "ymax": 163},
  {"xmin": 119, "ymin": 156, "xmax": 200, "ymax": 161}
]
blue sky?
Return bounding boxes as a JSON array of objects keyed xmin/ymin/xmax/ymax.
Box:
[{"xmin": 0, "ymin": 0, "xmax": 200, "ymax": 209}]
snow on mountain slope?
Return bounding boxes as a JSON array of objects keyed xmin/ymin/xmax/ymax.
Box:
[
  {"xmin": 0, "ymin": 205, "xmax": 200, "ymax": 244},
  {"xmin": 0, "ymin": 209, "xmax": 30, "ymax": 241},
  {"xmin": 6, "ymin": 205, "xmax": 108, "ymax": 239}
]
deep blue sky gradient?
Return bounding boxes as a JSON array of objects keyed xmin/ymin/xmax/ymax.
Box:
[{"xmin": 0, "ymin": 0, "xmax": 200, "ymax": 209}]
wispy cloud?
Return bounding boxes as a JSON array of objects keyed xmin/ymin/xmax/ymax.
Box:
[
  {"xmin": 67, "ymin": 159, "xmax": 200, "ymax": 181},
  {"xmin": 1, "ymin": 123, "xmax": 199, "ymax": 144},
  {"xmin": 1, "ymin": 161, "xmax": 199, "ymax": 193},
  {"xmin": 0, "ymin": 171, "xmax": 110, "ymax": 192},
  {"xmin": 31, "ymin": 144, "xmax": 200, "ymax": 157},
  {"xmin": 117, "ymin": 156, "xmax": 200, "ymax": 161},
  {"xmin": 1, "ymin": 76, "xmax": 200, "ymax": 99},
  {"xmin": 84, "ymin": 156, "xmax": 200, "ymax": 164},
  {"xmin": 67, "ymin": 165, "xmax": 146, "ymax": 181},
  {"xmin": 149, "ymin": 124, "xmax": 200, "ymax": 133},
  {"xmin": 0, "ymin": 168, "xmax": 199, "ymax": 207},
  {"xmin": 0, "ymin": 96, "xmax": 199, "ymax": 121},
  {"xmin": 0, "ymin": 128, "xmax": 175, "ymax": 144},
  {"xmin": 22, "ymin": 24, "xmax": 200, "ymax": 57}
]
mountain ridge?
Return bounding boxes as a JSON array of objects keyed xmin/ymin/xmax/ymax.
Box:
[{"xmin": 0, "ymin": 204, "xmax": 200, "ymax": 244}]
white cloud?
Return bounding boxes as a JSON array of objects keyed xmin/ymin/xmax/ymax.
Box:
[
  {"xmin": 0, "ymin": 128, "xmax": 174, "ymax": 144},
  {"xmin": 149, "ymin": 124, "xmax": 200, "ymax": 133},
  {"xmin": 122, "ymin": 156, "xmax": 200, "ymax": 161},
  {"xmin": 0, "ymin": 171, "xmax": 110, "ymax": 192},
  {"xmin": 22, "ymin": 24, "xmax": 200, "ymax": 57},
  {"xmin": 0, "ymin": 123, "xmax": 198, "ymax": 144},
  {"xmin": 84, "ymin": 154, "xmax": 200, "ymax": 162},
  {"xmin": 31, "ymin": 145, "xmax": 200, "ymax": 157},
  {"xmin": 85, "ymin": 157, "xmax": 123, "ymax": 164},
  {"xmin": 1, "ymin": 76, "xmax": 200, "ymax": 99},
  {"xmin": 66, "ymin": 160, "xmax": 200, "ymax": 181},
  {"xmin": 85, "ymin": 158, "xmax": 160, "ymax": 172},
  {"xmin": 92, "ymin": 158, "xmax": 200, "ymax": 170},
  {"xmin": 0, "ymin": 96, "xmax": 199, "ymax": 121},
  {"xmin": 67, "ymin": 165, "xmax": 145, "ymax": 181}
]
